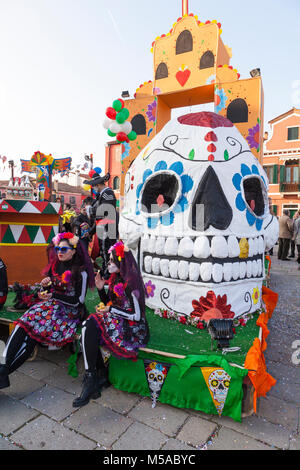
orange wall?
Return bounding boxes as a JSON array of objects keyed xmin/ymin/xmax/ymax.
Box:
[{"xmin": 265, "ymin": 112, "xmax": 300, "ymax": 151}]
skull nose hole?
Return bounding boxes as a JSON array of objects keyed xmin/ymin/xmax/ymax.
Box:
[
  {"xmin": 189, "ymin": 166, "xmax": 233, "ymax": 231},
  {"xmin": 243, "ymin": 177, "xmax": 265, "ymax": 217}
]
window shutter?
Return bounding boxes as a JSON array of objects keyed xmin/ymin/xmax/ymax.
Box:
[
  {"xmin": 272, "ymin": 164, "xmax": 278, "ymax": 184},
  {"xmin": 279, "ymin": 165, "xmax": 285, "ymax": 183}
]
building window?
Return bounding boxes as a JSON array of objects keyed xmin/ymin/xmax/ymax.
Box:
[
  {"xmin": 176, "ymin": 30, "xmax": 193, "ymax": 54},
  {"xmin": 199, "ymin": 51, "xmax": 215, "ymax": 69},
  {"xmin": 155, "ymin": 62, "xmax": 168, "ymax": 79},
  {"xmin": 287, "ymin": 127, "xmax": 299, "ymax": 141},
  {"xmin": 285, "ymin": 164, "xmax": 299, "ymax": 183},
  {"xmin": 227, "ymin": 98, "xmax": 248, "ymax": 123},
  {"xmin": 113, "ymin": 176, "xmax": 120, "ymax": 190},
  {"xmin": 263, "ymin": 165, "xmax": 275, "ymax": 184},
  {"xmin": 131, "ymin": 114, "xmax": 146, "ymax": 135}
]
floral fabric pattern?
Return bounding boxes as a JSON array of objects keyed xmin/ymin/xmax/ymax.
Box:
[
  {"xmin": 16, "ymin": 299, "xmax": 80, "ymax": 347},
  {"xmin": 90, "ymin": 276, "xmax": 149, "ymax": 360}
]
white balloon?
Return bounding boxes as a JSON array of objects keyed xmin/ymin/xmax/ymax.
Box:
[
  {"xmin": 122, "ymin": 121, "xmax": 132, "ymax": 134},
  {"xmin": 103, "ymin": 117, "xmax": 113, "ymax": 129},
  {"xmin": 109, "ymin": 122, "xmax": 123, "ymax": 134}
]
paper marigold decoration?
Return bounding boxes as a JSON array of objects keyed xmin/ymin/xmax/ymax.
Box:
[{"xmin": 191, "ymin": 291, "xmax": 235, "ymax": 322}]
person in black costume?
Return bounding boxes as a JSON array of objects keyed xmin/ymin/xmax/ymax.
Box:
[
  {"xmin": 0, "ymin": 232, "xmax": 95, "ymax": 390},
  {"xmin": 0, "ymin": 258, "xmax": 8, "ymax": 310},
  {"xmin": 72, "ymin": 241, "xmax": 149, "ymax": 408},
  {"xmin": 84, "ymin": 172, "xmax": 118, "ymax": 278},
  {"xmin": 72, "ymin": 204, "xmax": 92, "ymax": 252}
]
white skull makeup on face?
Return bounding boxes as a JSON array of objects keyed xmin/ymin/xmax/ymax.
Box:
[{"xmin": 120, "ymin": 112, "xmax": 279, "ymax": 319}]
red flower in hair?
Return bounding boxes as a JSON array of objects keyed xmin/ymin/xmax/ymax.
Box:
[
  {"xmin": 63, "ymin": 232, "xmax": 74, "ymax": 239},
  {"xmin": 191, "ymin": 291, "xmax": 235, "ymax": 322},
  {"xmin": 114, "ymin": 242, "xmax": 125, "ymax": 260}
]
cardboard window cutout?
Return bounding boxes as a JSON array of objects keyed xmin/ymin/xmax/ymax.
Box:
[
  {"xmin": 131, "ymin": 114, "xmax": 147, "ymax": 135},
  {"xmin": 176, "ymin": 30, "xmax": 193, "ymax": 54},
  {"xmin": 199, "ymin": 51, "xmax": 215, "ymax": 69},
  {"xmin": 227, "ymin": 99, "xmax": 248, "ymax": 123},
  {"xmin": 113, "ymin": 176, "xmax": 120, "ymax": 190},
  {"xmin": 155, "ymin": 62, "xmax": 169, "ymax": 80}
]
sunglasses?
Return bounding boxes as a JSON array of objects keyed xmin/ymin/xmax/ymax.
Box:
[{"xmin": 54, "ymin": 246, "xmax": 74, "ymax": 253}]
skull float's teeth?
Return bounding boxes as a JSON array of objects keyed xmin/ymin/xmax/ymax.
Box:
[{"xmin": 141, "ymin": 235, "xmax": 264, "ymax": 283}]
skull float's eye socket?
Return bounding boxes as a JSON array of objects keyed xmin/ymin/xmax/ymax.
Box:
[
  {"xmin": 243, "ymin": 177, "xmax": 266, "ymax": 217},
  {"xmin": 140, "ymin": 171, "xmax": 182, "ymax": 217},
  {"xmin": 211, "ymin": 379, "xmax": 219, "ymax": 387}
]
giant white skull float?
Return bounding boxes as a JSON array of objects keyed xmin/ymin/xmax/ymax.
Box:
[{"xmin": 120, "ymin": 112, "xmax": 278, "ymax": 320}]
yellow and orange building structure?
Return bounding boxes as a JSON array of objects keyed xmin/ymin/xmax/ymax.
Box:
[
  {"xmin": 106, "ymin": 0, "xmax": 264, "ymax": 203},
  {"xmin": 263, "ymin": 107, "xmax": 300, "ymax": 217}
]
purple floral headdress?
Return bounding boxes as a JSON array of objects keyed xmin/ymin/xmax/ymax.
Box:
[{"xmin": 52, "ymin": 232, "xmax": 79, "ymax": 248}]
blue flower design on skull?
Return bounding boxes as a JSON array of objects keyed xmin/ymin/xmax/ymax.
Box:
[
  {"xmin": 136, "ymin": 160, "xmax": 193, "ymax": 229},
  {"xmin": 233, "ymin": 163, "xmax": 267, "ymax": 230}
]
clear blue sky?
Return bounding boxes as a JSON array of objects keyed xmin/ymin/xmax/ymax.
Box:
[{"xmin": 0, "ymin": 0, "xmax": 299, "ymax": 178}]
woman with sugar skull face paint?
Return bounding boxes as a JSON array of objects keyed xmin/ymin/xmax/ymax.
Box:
[
  {"xmin": 0, "ymin": 232, "xmax": 95, "ymax": 391},
  {"xmin": 73, "ymin": 241, "xmax": 149, "ymax": 408}
]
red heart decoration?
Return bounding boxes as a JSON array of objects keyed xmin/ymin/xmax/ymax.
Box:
[
  {"xmin": 176, "ymin": 69, "xmax": 191, "ymax": 87},
  {"xmin": 204, "ymin": 131, "xmax": 218, "ymax": 142},
  {"xmin": 207, "ymin": 143, "xmax": 217, "ymax": 152},
  {"xmin": 208, "ymin": 154, "xmax": 215, "ymax": 161}
]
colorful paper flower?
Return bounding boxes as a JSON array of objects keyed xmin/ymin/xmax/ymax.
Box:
[
  {"xmin": 214, "ymin": 88, "xmax": 227, "ymax": 113},
  {"xmin": 252, "ymin": 287, "xmax": 260, "ymax": 305},
  {"xmin": 108, "ymin": 241, "xmax": 126, "ymax": 260},
  {"xmin": 52, "ymin": 232, "xmax": 78, "ymax": 247},
  {"xmin": 191, "ymin": 291, "xmax": 235, "ymax": 321},
  {"xmin": 153, "ymin": 87, "xmax": 162, "ymax": 96},
  {"xmin": 61, "ymin": 270, "xmax": 72, "ymax": 284},
  {"xmin": 246, "ymin": 123, "xmax": 260, "ymax": 151},
  {"xmin": 136, "ymin": 160, "xmax": 194, "ymax": 229},
  {"xmin": 146, "ymin": 99, "xmax": 157, "ymax": 122},
  {"xmin": 113, "ymin": 282, "xmax": 125, "ymax": 298},
  {"xmin": 232, "ymin": 163, "xmax": 267, "ymax": 230},
  {"xmin": 145, "ymin": 280, "xmax": 156, "ymax": 298}
]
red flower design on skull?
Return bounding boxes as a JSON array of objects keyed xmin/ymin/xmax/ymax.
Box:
[{"xmin": 191, "ymin": 291, "xmax": 235, "ymax": 322}]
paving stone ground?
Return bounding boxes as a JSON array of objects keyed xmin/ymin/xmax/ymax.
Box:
[{"xmin": 0, "ymin": 246, "xmax": 299, "ymax": 451}]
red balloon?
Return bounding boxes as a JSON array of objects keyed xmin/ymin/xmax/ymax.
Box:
[
  {"xmin": 117, "ymin": 132, "xmax": 129, "ymax": 143},
  {"xmin": 106, "ymin": 107, "xmax": 117, "ymax": 119},
  {"xmin": 118, "ymin": 98, "xmax": 125, "ymax": 109}
]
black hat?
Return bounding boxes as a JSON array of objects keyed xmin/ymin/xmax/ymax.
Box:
[{"xmin": 83, "ymin": 172, "xmax": 110, "ymax": 187}]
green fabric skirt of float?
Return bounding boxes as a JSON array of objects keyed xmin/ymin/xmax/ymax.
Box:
[
  {"xmin": 108, "ymin": 307, "xmax": 260, "ymax": 422},
  {"xmin": 109, "ymin": 353, "xmax": 248, "ymax": 422}
]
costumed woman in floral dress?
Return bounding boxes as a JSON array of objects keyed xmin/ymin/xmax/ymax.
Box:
[
  {"xmin": 73, "ymin": 241, "xmax": 149, "ymax": 407},
  {"xmin": 0, "ymin": 232, "xmax": 95, "ymax": 390}
]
